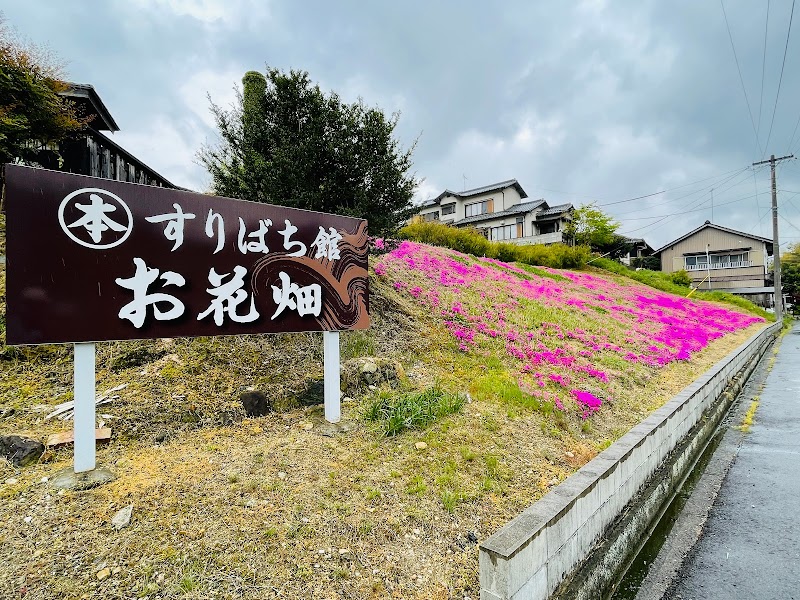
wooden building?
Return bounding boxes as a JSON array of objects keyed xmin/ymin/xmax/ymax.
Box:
[
  {"xmin": 655, "ymin": 221, "xmax": 773, "ymax": 302},
  {"xmin": 32, "ymin": 83, "xmax": 177, "ymax": 189}
]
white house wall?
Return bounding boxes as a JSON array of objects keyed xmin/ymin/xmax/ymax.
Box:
[{"xmin": 419, "ymin": 187, "xmax": 525, "ymax": 223}]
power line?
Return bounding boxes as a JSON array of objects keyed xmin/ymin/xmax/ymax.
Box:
[
  {"xmin": 610, "ymin": 167, "xmax": 754, "ymax": 218},
  {"xmin": 779, "ymin": 212, "xmax": 800, "ymax": 236},
  {"xmin": 757, "ymin": 0, "xmax": 770, "ymax": 140},
  {"xmin": 616, "ymin": 190, "xmax": 770, "ymax": 222},
  {"xmin": 763, "ymin": 0, "xmax": 795, "ymax": 156},
  {"xmin": 592, "ymin": 166, "xmax": 750, "ymax": 208},
  {"xmin": 788, "ymin": 110, "xmax": 800, "ymax": 153},
  {"xmin": 720, "ymin": 0, "xmax": 764, "ymax": 156},
  {"xmin": 617, "ymin": 167, "xmax": 768, "ymax": 237},
  {"xmin": 617, "ymin": 190, "xmax": 768, "ymax": 226}
]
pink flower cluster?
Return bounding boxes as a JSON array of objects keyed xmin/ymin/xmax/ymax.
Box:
[{"xmin": 374, "ymin": 242, "xmax": 764, "ymax": 417}]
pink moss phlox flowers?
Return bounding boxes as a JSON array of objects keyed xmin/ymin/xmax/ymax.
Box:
[{"xmin": 375, "ymin": 241, "xmax": 765, "ymax": 417}]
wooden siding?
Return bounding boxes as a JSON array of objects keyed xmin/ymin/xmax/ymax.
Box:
[
  {"xmin": 660, "ymin": 226, "xmax": 769, "ymax": 290},
  {"xmin": 661, "ymin": 228, "xmax": 768, "ymax": 272},
  {"xmin": 56, "ymin": 131, "xmax": 175, "ymax": 188}
]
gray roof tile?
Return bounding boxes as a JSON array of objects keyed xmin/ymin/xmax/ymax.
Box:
[{"xmin": 453, "ymin": 199, "xmax": 546, "ymax": 226}]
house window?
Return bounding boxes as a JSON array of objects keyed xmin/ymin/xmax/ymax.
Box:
[
  {"xmin": 538, "ymin": 222, "xmax": 557, "ymax": 235},
  {"xmin": 490, "ymin": 224, "xmax": 517, "ymax": 241},
  {"xmin": 441, "ymin": 204, "xmax": 456, "ymax": 216},
  {"xmin": 423, "ymin": 211, "xmax": 440, "ymax": 221},
  {"xmin": 685, "ymin": 252, "xmax": 750, "ymax": 270},
  {"xmin": 466, "ymin": 198, "xmax": 494, "ymax": 217}
]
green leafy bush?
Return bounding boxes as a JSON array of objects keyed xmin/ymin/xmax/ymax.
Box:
[
  {"xmin": 363, "ymin": 386, "xmax": 466, "ymax": 436},
  {"xmin": 669, "ymin": 270, "xmax": 692, "ymax": 287},
  {"xmin": 398, "ymin": 221, "xmax": 590, "ymax": 268}
]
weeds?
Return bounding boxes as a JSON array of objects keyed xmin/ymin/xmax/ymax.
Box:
[
  {"xmin": 363, "ymin": 386, "xmax": 466, "ymax": 436},
  {"xmin": 737, "ymin": 396, "xmax": 760, "ymax": 432}
]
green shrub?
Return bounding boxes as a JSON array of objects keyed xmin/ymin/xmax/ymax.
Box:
[
  {"xmin": 398, "ymin": 221, "xmax": 590, "ymax": 268},
  {"xmin": 363, "ymin": 385, "xmax": 466, "ymax": 436},
  {"xmin": 669, "ymin": 270, "xmax": 692, "ymax": 287}
]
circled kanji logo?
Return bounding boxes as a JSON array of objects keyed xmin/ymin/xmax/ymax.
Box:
[{"xmin": 58, "ymin": 188, "xmax": 133, "ymax": 249}]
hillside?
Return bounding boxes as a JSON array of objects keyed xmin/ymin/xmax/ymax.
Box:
[{"xmin": 0, "ymin": 239, "xmax": 766, "ymax": 599}]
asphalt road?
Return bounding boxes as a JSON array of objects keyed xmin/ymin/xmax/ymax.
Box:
[{"xmin": 664, "ymin": 325, "xmax": 800, "ymax": 599}]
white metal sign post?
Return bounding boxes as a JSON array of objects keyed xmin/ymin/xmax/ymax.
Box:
[
  {"xmin": 73, "ymin": 342, "xmax": 96, "ymax": 472},
  {"xmin": 324, "ymin": 331, "xmax": 341, "ymax": 423}
]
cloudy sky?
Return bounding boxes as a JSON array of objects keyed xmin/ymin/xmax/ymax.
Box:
[{"xmin": 4, "ymin": 0, "xmax": 800, "ymax": 249}]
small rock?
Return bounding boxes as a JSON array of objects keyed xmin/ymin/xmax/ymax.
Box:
[
  {"xmin": 96, "ymin": 567, "xmax": 111, "ymax": 581},
  {"xmin": 5, "ymin": 478, "xmax": 18, "ymax": 485},
  {"xmin": 466, "ymin": 531, "xmax": 478, "ymax": 544},
  {"xmin": 277, "ymin": 472, "xmax": 287, "ymax": 480},
  {"xmin": 361, "ymin": 361, "xmax": 378, "ymax": 375},
  {"xmin": 565, "ymin": 451, "xmax": 574, "ymax": 458},
  {"xmin": 549, "ymin": 477, "xmax": 559, "ymax": 486},
  {"xmin": 50, "ymin": 467, "xmax": 116, "ymax": 490},
  {"xmin": 338, "ymin": 548, "xmax": 350, "ymax": 555},
  {"xmin": 23, "ymin": 516, "xmax": 32, "ymax": 524},
  {"xmin": 0, "ymin": 435, "xmax": 45, "ymax": 468},
  {"xmin": 240, "ymin": 391, "xmax": 273, "ymax": 417},
  {"xmin": 414, "ymin": 442, "xmax": 428, "ymax": 450},
  {"xmin": 154, "ymin": 431, "xmax": 169, "ymax": 444},
  {"xmin": 111, "ymin": 505, "xmax": 133, "ymax": 530},
  {"xmin": 302, "ymin": 423, "xmax": 314, "ymax": 431}
]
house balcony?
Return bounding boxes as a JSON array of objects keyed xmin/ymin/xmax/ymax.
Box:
[
  {"xmin": 686, "ymin": 261, "xmax": 753, "ymax": 271},
  {"xmin": 504, "ymin": 232, "xmax": 566, "ymax": 246}
]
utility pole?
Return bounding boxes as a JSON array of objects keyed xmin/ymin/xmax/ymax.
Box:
[{"xmin": 753, "ymin": 154, "xmax": 794, "ymax": 321}]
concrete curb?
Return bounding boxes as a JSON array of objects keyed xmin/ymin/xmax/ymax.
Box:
[{"xmin": 479, "ymin": 322, "xmax": 781, "ymax": 600}]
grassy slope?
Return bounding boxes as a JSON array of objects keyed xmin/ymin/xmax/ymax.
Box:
[
  {"xmin": 0, "ymin": 239, "xmax": 767, "ymax": 599},
  {"xmin": 589, "ymin": 257, "xmax": 772, "ymax": 321}
]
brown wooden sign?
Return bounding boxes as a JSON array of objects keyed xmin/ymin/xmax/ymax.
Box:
[{"xmin": 4, "ymin": 165, "xmax": 369, "ymax": 345}]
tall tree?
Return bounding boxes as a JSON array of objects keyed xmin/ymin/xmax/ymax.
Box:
[
  {"xmin": 0, "ymin": 17, "xmax": 88, "ymax": 174},
  {"xmin": 564, "ymin": 204, "xmax": 621, "ymax": 249},
  {"xmin": 780, "ymin": 243, "xmax": 800, "ymax": 306},
  {"xmin": 199, "ymin": 68, "xmax": 419, "ymax": 234}
]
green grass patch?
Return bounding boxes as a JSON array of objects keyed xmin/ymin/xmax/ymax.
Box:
[
  {"xmin": 363, "ymin": 386, "xmax": 466, "ymax": 436},
  {"xmin": 473, "ymin": 373, "xmax": 546, "ymax": 411}
]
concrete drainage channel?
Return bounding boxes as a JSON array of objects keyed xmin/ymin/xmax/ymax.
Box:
[
  {"xmin": 608, "ymin": 416, "xmax": 727, "ymax": 599},
  {"xmin": 479, "ymin": 322, "xmax": 781, "ymax": 600}
]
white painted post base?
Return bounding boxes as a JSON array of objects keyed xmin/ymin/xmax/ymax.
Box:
[
  {"xmin": 323, "ymin": 331, "xmax": 341, "ymax": 423},
  {"xmin": 73, "ymin": 342, "xmax": 96, "ymax": 473}
]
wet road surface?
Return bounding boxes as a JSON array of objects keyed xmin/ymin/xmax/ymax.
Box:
[{"xmin": 665, "ymin": 325, "xmax": 800, "ymax": 599}]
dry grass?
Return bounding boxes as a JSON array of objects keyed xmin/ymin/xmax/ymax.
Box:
[{"xmin": 0, "ymin": 255, "xmax": 766, "ymax": 599}]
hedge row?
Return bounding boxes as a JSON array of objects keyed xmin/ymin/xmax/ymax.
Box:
[{"xmin": 397, "ymin": 221, "xmax": 590, "ymax": 269}]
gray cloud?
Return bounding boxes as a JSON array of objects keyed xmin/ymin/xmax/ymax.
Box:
[{"xmin": 4, "ymin": 0, "xmax": 800, "ymax": 249}]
